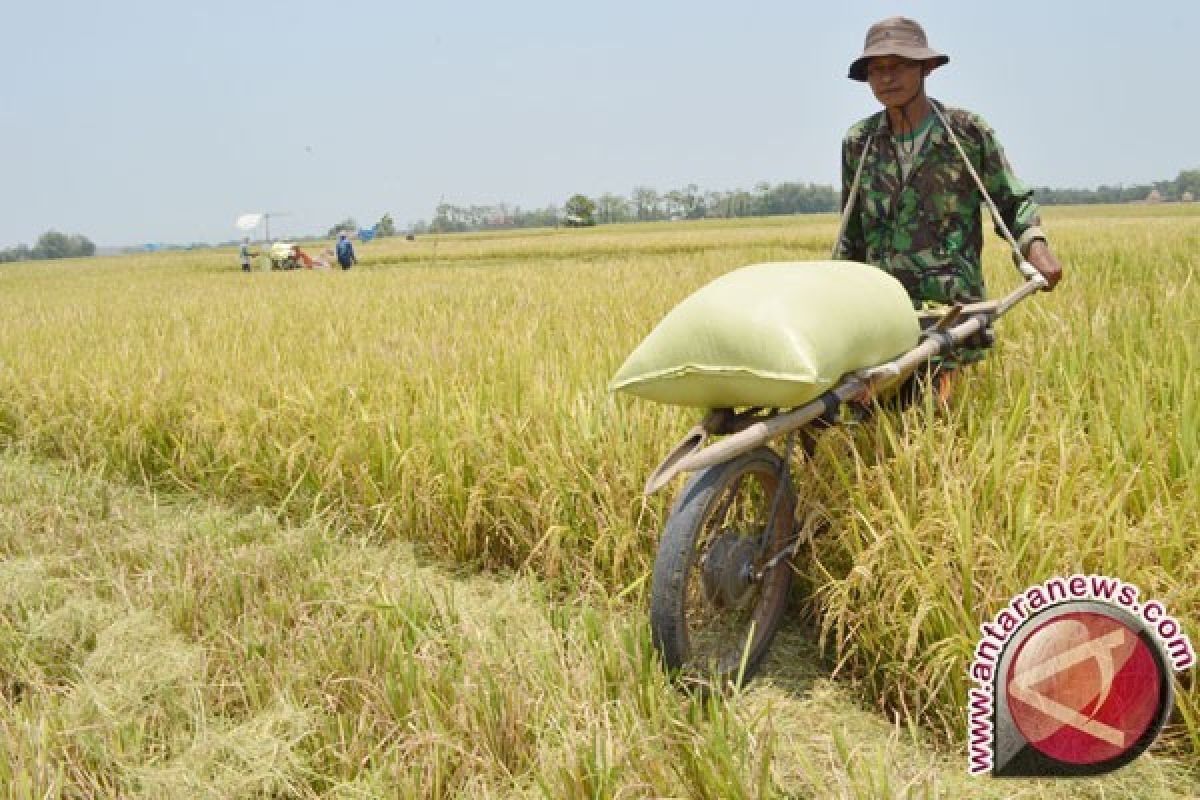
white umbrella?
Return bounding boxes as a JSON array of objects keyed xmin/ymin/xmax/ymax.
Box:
[{"xmin": 235, "ymin": 213, "xmax": 263, "ymax": 231}]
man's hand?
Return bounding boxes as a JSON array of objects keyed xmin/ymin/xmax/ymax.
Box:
[{"xmin": 1027, "ymin": 239, "xmax": 1063, "ymax": 290}]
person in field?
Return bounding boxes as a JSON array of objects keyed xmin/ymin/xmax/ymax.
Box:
[
  {"xmin": 336, "ymin": 232, "xmax": 357, "ymax": 270},
  {"xmin": 239, "ymin": 237, "xmax": 257, "ymax": 272},
  {"xmin": 836, "ymin": 17, "xmax": 1062, "ymax": 400}
]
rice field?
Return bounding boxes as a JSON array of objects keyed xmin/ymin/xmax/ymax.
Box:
[{"xmin": 1, "ymin": 205, "xmax": 1197, "ymax": 797}]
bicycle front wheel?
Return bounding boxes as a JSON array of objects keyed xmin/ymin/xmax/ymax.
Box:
[{"xmin": 649, "ymin": 446, "xmax": 796, "ymax": 688}]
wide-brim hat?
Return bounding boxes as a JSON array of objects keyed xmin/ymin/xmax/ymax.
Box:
[{"xmin": 848, "ymin": 16, "xmax": 948, "ymax": 81}]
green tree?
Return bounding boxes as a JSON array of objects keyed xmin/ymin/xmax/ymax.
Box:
[
  {"xmin": 595, "ymin": 193, "xmax": 631, "ymax": 224},
  {"xmin": 430, "ymin": 203, "xmax": 466, "ymax": 233},
  {"xmin": 376, "ymin": 213, "xmax": 396, "ymax": 238},
  {"xmin": 0, "ymin": 244, "xmax": 30, "ymax": 263},
  {"xmin": 31, "ymin": 231, "xmax": 71, "ymax": 259},
  {"xmin": 326, "ymin": 218, "xmax": 357, "ymax": 238},
  {"xmin": 563, "ymin": 194, "xmax": 596, "ymax": 227},
  {"xmin": 631, "ymin": 186, "xmax": 661, "ymax": 221},
  {"xmin": 679, "ymin": 183, "xmax": 705, "ymax": 219},
  {"xmin": 70, "ymin": 233, "xmax": 96, "ymax": 257},
  {"xmin": 28, "ymin": 231, "xmax": 94, "ymax": 260},
  {"xmin": 1174, "ymin": 169, "xmax": 1200, "ymax": 200},
  {"xmin": 1, "ymin": 232, "xmax": 93, "ymax": 262}
]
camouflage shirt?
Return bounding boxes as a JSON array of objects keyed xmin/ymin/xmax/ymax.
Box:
[{"xmin": 836, "ymin": 100, "xmax": 1045, "ymax": 309}]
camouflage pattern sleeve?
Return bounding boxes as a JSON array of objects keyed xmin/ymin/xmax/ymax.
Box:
[{"xmin": 974, "ymin": 116, "xmax": 1046, "ymax": 254}]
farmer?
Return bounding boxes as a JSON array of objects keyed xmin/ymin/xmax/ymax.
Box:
[
  {"xmin": 238, "ymin": 237, "xmax": 257, "ymax": 272},
  {"xmin": 335, "ymin": 232, "xmax": 356, "ymax": 270},
  {"xmin": 835, "ymin": 17, "xmax": 1062, "ymax": 400}
]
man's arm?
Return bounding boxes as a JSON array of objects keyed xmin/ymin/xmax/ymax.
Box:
[{"xmin": 977, "ymin": 120, "xmax": 1063, "ymax": 290}]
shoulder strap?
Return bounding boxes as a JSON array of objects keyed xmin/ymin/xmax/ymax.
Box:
[
  {"xmin": 831, "ymin": 113, "xmax": 884, "ymax": 258},
  {"xmin": 928, "ymin": 101, "xmax": 1040, "ymax": 280}
]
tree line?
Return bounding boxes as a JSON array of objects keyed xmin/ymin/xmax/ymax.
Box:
[
  {"xmin": 414, "ymin": 168, "xmax": 1200, "ymax": 232},
  {"xmin": 6, "ymin": 169, "xmax": 1195, "ymax": 255},
  {"xmin": 0, "ymin": 230, "xmax": 96, "ymax": 263},
  {"xmin": 324, "ymin": 213, "xmax": 397, "ymax": 239},
  {"xmin": 1032, "ymin": 169, "xmax": 1200, "ymax": 205},
  {"xmin": 415, "ymin": 182, "xmax": 839, "ymax": 233}
]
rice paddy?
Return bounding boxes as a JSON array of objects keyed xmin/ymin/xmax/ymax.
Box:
[{"xmin": 1, "ymin": 205, "xmax": 1197, "ymax": 796}]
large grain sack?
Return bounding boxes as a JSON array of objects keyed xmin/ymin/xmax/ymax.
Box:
[{"xmin": 610, "ymin": 261, "xmax": 919, "ymax": 408}]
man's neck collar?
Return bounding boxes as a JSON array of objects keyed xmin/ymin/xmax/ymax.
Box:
[{"xmin": 885, "ymin": 95, "xmax": 933, "ymax": 135}]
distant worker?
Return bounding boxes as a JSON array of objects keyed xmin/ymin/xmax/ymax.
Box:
[
  {"xmin": 336, "ymin": 232, "xmax": 357, "ymax": 270},
  {"xmin": 238, "ymin": 237, "xmax": 258, "ymax": 272},
  {"xmin": 835, "ymin": 16, "xmax": 1063, "ymax": 400}
]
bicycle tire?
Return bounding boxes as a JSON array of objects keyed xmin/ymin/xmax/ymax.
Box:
[{"xmin": 649, "ymin": 445, "xmax": 796, "ymax": 688}]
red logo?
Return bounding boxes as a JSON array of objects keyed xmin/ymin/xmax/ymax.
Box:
[
  {"xmin": 1007, "ymin": 611, "xmax": 1161, "ymax": 764},
  {"xmin": 993, "ymin": 604, "xmax": 1172, "ymax": 775}
]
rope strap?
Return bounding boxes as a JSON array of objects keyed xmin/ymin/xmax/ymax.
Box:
[{"xmin": 834, "ymin": 103, "xmax": 1045, "ymax": 285}]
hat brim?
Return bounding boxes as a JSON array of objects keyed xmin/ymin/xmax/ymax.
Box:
[{"xmin": 848, "ymin": 51, "xmax": 948, "ymax": 81}]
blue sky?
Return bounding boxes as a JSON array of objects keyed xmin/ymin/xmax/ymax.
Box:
[{"xmin": 3, "ymin": 0, "xmax": 1196, "ymax": 246}]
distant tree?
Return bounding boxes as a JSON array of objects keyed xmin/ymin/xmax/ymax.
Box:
[
  {"xmin": 0, "ymin": 244, "xmax": 30, "ymax": 263},
  {"xmin": 1174, "ymin": 169, "xmax": 1200, "ymax": 200},
  {"xmin": 595, "ymin": 193, "xmax": 631, "ymax": 224},
  {"xmin": 28, "ymin": 231, "xmax": 94, "ymax": 260},
  {"xmin": 759, "ymin": 182, "xmax": 836, "ymax": 215},
  {"xmin": 326, "ymin": 217, "xmax": 357, "ymax": 238},
  {"xmin": 31, "ymin": 231, "xmax": 71, "ymax": 260},
  {"xmin": 705, "ymin": 190, "xmax": 729, "ymax": 218},
  {"xmin": 631, "ymin": 186, "xmax": 661, "ymax": 221},
  {"xmin": 664, "ymin": 189, "xmax": 685, "ymax": 219},
  {"xmin": 726, "ymin": 190, "xmax": 755, "ymax": 217},
  {"xmin": 678, "ymin": 183, "xmax": 705, "ymax": 219},
  {"xmin": 71, "ymin": 233, "xmax": 96, "ymax": 257},
  {"xmin": 430, "ymin": 204, "xmax": 466, "ymax": 233},
  {"xmin": 375, "ymin": 213, "xmax": 396, "ymax": 238},
  {"xmin": 511, "ymin": 206, "xmax": 560, "ymax": 228},
  {"xmin": 563, "ymin": 194, "xmax": 596, "ymax": 227},
  {"xmin": 2, "ymin": 232, "xmax": 97, "ymax": 263},
  {"xmin": 753, "ymin": 181, "xmax": 772, "ymax": 215}
]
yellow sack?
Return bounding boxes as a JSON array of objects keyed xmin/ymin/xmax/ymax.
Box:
[{"xmin": 610, "ymin": 261, "xmax": 920, "ymax": 408}]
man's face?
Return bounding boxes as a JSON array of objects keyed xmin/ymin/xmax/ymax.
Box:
[{"xmin": 866, "ymin": 56, "xmax": 926, "ymax": 108}]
